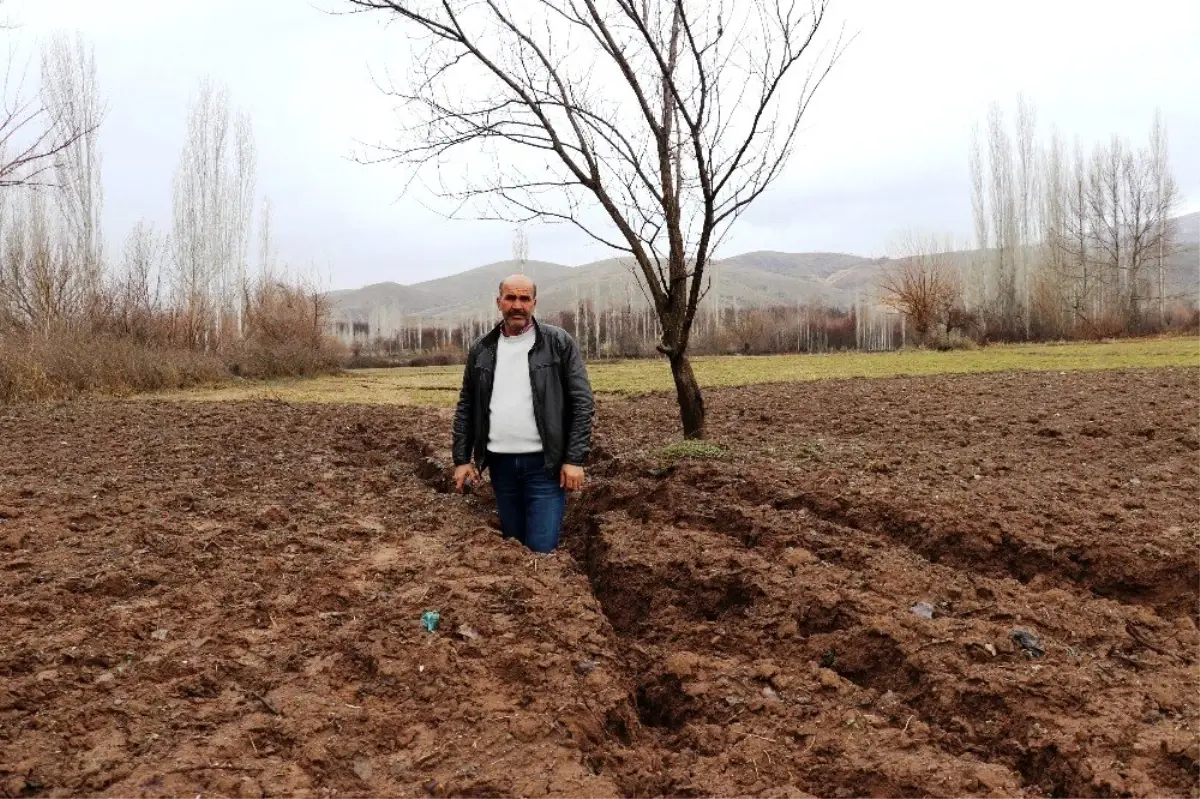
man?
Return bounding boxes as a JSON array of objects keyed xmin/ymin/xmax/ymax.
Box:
[{"xmin": 452, "ymin": 274, "xmax": 595, "ymax": 553}]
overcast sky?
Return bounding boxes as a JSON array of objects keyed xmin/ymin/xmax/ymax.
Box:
[{"xmin": 5, "ymin": 0, "xmax": 1198, "ymax": 290}]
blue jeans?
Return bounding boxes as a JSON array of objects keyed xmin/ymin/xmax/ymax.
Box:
[{"xmin": 487, "ymin": 452, "xmax": 567, "ymax": 553}]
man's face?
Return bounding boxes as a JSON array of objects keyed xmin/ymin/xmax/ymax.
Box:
[{"xmin": 497, "ymin": 280, "xmax": 536, "ymax": 332}]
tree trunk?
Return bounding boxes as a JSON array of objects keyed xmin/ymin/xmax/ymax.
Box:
[{"xmin": 669, "ymin": 352, "xmax": 705, "ymax": 439}]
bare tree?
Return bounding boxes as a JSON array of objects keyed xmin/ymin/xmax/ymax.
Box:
[
  {"xmin": 0, "ymin": 188, "xmax": 76, "ymax": 332},
  {"xmin": 346, "ymin": 0, "xmax": 849, "ymax": 438},
  {"xmin": 966, "ymin": 122, "xmax": 988, "ymax": 311},
  {"xmin": 511, "ymin": 225, "xmax": 528, "ymax": 273},
  {"xmin": 1053, "ymin": 136, "xmax": 1105, "ymax": 333},
  {"xmin": 1121, "ymin": 145, "xmax": 1155, "ymax": 323},
  {"xmin": 877, "ymin": 233, "xmax": 962, "ymax": 346},
  {"xmin": 170, "ymin": 78, "xmax": 256, "ymax": 349},
  {"xmin": 257, "ymin": 195, "xmax": 277, "ymax": 281},
  {"xmin": 1085, "ymin": 137, "xmax": 1124, "ymax": 320},
  {"xmin": 1148, "ymin": 110, "xmax": 1177, "ymax": 325},
  {"xmin": 112, "ymin": 219, "xmax": 167, "ymax": 340},
  {"xmin": 41, "ymin": 33, "xmax": 105, "ymax": 295},
  {"xmin": 1036, "ymin": 125, "xmax": 1070, "ymax": 336},
  {"xmin": 231, "ymin": 112, "xmax": 255, "ymax": 332},
  {"xmin": 1014, "ymin": 94, "xmax": 1036, "ymax": 335},
  {"xmin": 0, "ymin": 32, "xmax": 104, "ymax": 335},
  {"xmin": 1028, "ymin": 110, "xmax": 1179, "ymax": 337},
  {"xmin": 1, "ymin": 22, "xmax": 96, "ymax": 189},
  {"xmin": 987, "ymin": 102, "xmax": 1019, "ymax": 335}
]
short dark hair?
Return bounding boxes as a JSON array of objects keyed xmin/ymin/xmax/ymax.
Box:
[{"xmin": 498, "ymin": 278, "xmax": 537, "ymax": 298}]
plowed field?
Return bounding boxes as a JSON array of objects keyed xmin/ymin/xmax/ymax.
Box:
[{"xmin": 2, "ymin": 367, "xmax": 1197, "ymax": 797}]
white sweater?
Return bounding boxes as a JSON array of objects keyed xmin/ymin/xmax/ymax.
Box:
[{"xmin": 487, "ymin": 327, "xmax": 542, "ymax": 453}]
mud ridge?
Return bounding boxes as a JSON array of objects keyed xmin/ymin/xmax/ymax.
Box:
[
  {"xmin": 770, "ymin": 487, "xmax": 1197, "ymax": 622},
  {"xmin": 556, "ymin": 457, "xmax": 1200, "ymax": 798}
]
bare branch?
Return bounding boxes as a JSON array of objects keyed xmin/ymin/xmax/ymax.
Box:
[
  {"xmin": 346, "ymin": 0, "xmax": 848, "ymax": 438},
  {"xmin": 0, "ymin": 33, "xmax": 98, "ymax": 189}
]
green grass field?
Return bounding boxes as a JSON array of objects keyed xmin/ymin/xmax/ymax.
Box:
[{"xmin": 148, "ymin": 336, "xmax": 1199, "ymax": 407}]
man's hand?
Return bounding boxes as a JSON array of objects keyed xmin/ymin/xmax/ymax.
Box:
[
  {"xmin": 454, "ymin": 464, "xmax": 479, "ymax": 493},
  {"xmin": 560, "ymin": 464, "xmax": 585, "ymax": 491}
]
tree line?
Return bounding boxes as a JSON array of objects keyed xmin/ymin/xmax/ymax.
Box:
[
  {"xmin": 339, "ymin": 295, "xmax": 910, "ymax": 367},
  {"xmin": 340, "ymin": 98, "xmax": 1193, "ymax": 363},
  {"xmin": 0, "ymin": 34, "xmax": 338, "ymax": 402},
  {"xmin": 882, "ymin": 98, "xmax": 1190, "ymax": 346}
]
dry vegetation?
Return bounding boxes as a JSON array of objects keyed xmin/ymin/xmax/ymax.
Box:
[{"xmin": 0, "ymin": 39, "xmax": 341, "ymax": 406}]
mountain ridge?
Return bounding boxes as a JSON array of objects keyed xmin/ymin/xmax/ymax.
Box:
[{"xmin": 329, "ymin": 211, "xmax": 1200, "ymax": 327}]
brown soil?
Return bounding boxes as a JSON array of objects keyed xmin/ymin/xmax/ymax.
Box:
[{"xmin": 2, "ymin": 367, "xmax": 1197, "ymax": 798}]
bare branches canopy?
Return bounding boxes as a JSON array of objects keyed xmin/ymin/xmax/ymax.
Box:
[
  {"xmin": 0, "ymin": 34, "xmax": 104, "ymax": 333},
  {"xmin": 348, "ymin": 0, "xmax": 848, "ymax": 437},
  {"xmin": 968, "ymin": 99, "xmax": 1181, "ymax": 339},
  {"xmin": 878, "ymin": 233, "xmax": 963, "ymax": 346},
  {"xmin": 1, "ymin": 32, "xmax": 99, "ymax": 190}
]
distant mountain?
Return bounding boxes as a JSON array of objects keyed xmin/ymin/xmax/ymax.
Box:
[
  {"xmin": 329, "ymin": 214, "xmax": 1200, "ymax": 330},
  {"xmin": 328, "ymin": 250, "xmax": 893, "ymax": 326},
  {"xmin": 328, "ymin": 259, "xmax": 577, "ymax": 324},
  {"xmin": 1167, "ymin": 244, "xmax": 1198, "ymax": 295},
  {"xmin": 1169, "ymin": 211, "xmax": 1200, "ymax": 245}
]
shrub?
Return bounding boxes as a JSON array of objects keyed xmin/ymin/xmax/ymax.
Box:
[
  {"xmin": 0, "ymin": 331, "xmax": 229, "ymax": 403},
  {"xmin": 930, "ymin": 334, "xmax": 979, "ymax": 352},
  {"xmin": 407, "ymin": 349, "xmax": 465, "ymax": 368}
]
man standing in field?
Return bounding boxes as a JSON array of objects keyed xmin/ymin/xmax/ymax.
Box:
[{"xmin": 452, "ymin": 274, "xmax": 595, "ymax": 553}]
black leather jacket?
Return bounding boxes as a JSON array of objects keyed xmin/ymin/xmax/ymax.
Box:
[{"xmin": 452, "ymin": 319, "xmax": 595, "ymax": 474}]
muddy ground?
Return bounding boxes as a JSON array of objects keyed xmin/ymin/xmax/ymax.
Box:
[{"xmin": 1, "ymin": 367, "xmax": 1197, "ymax": 798}]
